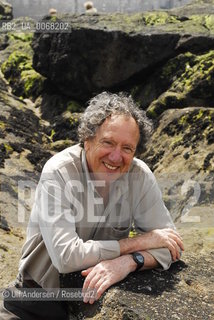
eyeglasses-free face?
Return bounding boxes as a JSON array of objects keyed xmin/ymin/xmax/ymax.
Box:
[{"xmin": 84, "ymin": 114, "xmax": 140, "ymax": 183}]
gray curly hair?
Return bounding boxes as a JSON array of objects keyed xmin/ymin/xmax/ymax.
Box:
[{"xmin": 78, "ymin": 92, "xmax": 153, "ymax": 155}]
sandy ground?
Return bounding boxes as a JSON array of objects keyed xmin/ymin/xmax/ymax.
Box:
[{"xmin": 0, "ymin": 227, "xmax": 25, "ymax": 288}]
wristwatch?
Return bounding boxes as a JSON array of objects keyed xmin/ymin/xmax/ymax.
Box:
[{"xmin": 132, "ymin": 252, "xmax": 144, "ymax": 271}]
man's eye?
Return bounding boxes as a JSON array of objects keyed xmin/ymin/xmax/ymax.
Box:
[
  {"xmin": 123, "ymin": 147, "xmax": 134, "ymax": 154},
  {"xmin": 102, "ymin": 140, "xmax": 113, "ymax": 146}
]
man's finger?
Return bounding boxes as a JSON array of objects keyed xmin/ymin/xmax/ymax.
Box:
[
  {"xmin": 164, "ymin": 229, "xmax": 184, "ymax": 251},
  {"xmin": 169, "ymin": 230, "xmax": 184, "ymax": 243},
  {"xmin": 95, "ymin": 280, "xmax": 111, "ymax": 301},
  {"xmin": 167, "ymin": 233, "xmax": 184, "ymax": 251},
  {"xmin": 82, "ymin": 271, "xmax": 94, "ymax": 293},
  {"xmin": 81, "ymin": 267, "xmax": 93, "ymax": 276},
  {"xmin": 167, "ymin": 239, "xmax": 178, "ymax": 261}
]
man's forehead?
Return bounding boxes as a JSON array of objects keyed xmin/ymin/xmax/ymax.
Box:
[
  {"xmin": 96, "ymin": 116, "xmax": 139, "ymax": 145},
  {"xmin": 100, "ymin": 114, "xmax": 136, "ymax": 128}
]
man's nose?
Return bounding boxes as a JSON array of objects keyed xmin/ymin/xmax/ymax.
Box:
[{"xmin": 108, "ymin": 147, "xmax": 122, "ymax": 163}]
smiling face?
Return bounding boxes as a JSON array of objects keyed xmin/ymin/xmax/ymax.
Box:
[{"xmin": 84, "ymin": 114, "xmax": 140, "ymax": 183}]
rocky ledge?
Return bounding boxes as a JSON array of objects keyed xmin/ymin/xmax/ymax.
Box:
[{"xmin": 60, "ymin": 251, "xmax": 214, "ymax": 320}]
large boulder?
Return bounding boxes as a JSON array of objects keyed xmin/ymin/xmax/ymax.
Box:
[{"xmin": 32, "ymin": 1, "xmax": 214, "ymax": 100}]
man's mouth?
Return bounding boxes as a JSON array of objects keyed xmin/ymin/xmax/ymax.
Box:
[{"xmin": 103, "ymin": 162, "xmax": 119, "ymax": 171}]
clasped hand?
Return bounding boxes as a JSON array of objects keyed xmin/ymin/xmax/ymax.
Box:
[{"xmin": 145, "ymin": 228, "xmax": 184, "ymax": 261}]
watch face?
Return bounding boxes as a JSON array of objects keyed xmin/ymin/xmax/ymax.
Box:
[
  {"xmin": 132, "ymin": 252, "xmax": 144, "ymax": 270},
  {"xmin": 136, "ymin": 253, "xmax": 144, "ymax": 263}
]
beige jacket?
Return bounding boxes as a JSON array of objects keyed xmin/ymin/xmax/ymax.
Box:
[{"xmin": 19, "ymin": 144, "xmax": 175, "ymax": 288}]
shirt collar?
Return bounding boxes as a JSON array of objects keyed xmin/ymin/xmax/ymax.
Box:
[{"xmin": 81, "ymin": 149, "xmax": 92, "ymax": 182}]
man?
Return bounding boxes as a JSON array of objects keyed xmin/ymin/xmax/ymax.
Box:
[{"xmin": 1, "ymin": 92, "xmax": 184, "ymax": 319}]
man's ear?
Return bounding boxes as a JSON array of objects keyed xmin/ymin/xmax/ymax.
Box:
[{"xmin": 84, "ymin": 140, "xmax": 89, "ymax": 152}]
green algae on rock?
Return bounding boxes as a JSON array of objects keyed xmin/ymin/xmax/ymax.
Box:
[
  {"xmin": 144, "ymin": 50, "xmax": 214, "ymax": 119},
  {"xmin": 144, "ymin": 107, "xmax": 214, "ymax": 172},
  {"xmin": 1, "ymin": 50, "xmax": 45, "ymax": 100},
  {"xmin": 0, "ymin": 19, "xmax": 45, "ymax": 101}
]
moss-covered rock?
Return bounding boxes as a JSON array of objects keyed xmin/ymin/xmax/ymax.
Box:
[
  {"xmin": 142, "ymin": 11, "xmax": 180, "ymax": 26},
  {"xmin": 139, "ymin": 50, "xmax": 214, "ymax": 119},
  {"xmin": 141, "ymin": 107, "xmax": 214, "ymax": 222},
  {"xmin": 67, "ymin": 100, "xmax": 83, "ymax": 113},
  {"xmin": 132, "ymin": 52, "xmax": 193, "ymax": 111},
  {"xmin": 0, "ymin": 84, "xmax": 54, "ymax": 232},
  {"xmin": 144, "ymin": 107, "xmax": 214, "ymax": 172},
  {"xmin": 0, "ymin": 18, "xmax": 45, "ymax": 100},
  {"xmin": 1, "ymin": 49, "xmax": 45, "ymax": 100},
  {"xmin": 47, "ymin": 111, "xmax": 81, "ymax": 143},
  {"xmin": 8, "ymin": 32, "xmax": 33, "ymax": 43},
  {"xmin": 21, "ymin": 69, "xmax": 45, "ymax": 98},
  {"xmin": 146, "ymin": 92, "xmax": 185, "ymax": 119},
  {"xmin": 171, "ymin": 50, "xmax": 214, "ymax": 97}
]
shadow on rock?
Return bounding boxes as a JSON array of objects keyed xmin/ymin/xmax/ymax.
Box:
[
  {"xmin": 60, "ymin": 260, "xmax": 187, "ymax": 296},
  {"xmin": 60, "ymin": 260, "xmax": 187, "ymax": 319}
]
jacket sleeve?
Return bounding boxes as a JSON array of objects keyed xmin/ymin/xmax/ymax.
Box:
[
  {"xmin": 132, "ymin": 167, "xmax": 176, "ymax": 270},
  {"xmin": 37, "ymin": 171, "xmax": 120, "ymax": 274}
]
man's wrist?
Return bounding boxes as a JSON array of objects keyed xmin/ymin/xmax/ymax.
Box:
[
  {"xmin": 119, "ymin": 234, "xmax": 148, "ymax": 255},
  {"xmin": 126, "ymin": 254, "xmax": 140, "ymax": 272},
  {"xmin": 119, "ymin": 237, "xmax": 141, "ymax": 255}
]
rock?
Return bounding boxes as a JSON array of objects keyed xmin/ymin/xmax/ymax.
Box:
[
  {"xmin": 0, "ymin": 22, "xmax": 45, "ymax": 101},
  {"xmin": 50, "ymin": 139, "xmax": 75, "ymax": 152},
  {"xmin": 1, "ymin": 50, "xmax": 45, "ymax": 100},
  {"xmin": 60, "ymin": 247, "xmax": 214, "ymax": 319},
  {"xmin": 48, "ymin": 111, "xmax": 81, "ymax": 143},
  {"xmin": 170, "ymin": 0, "xmax": 214, "ymax": 15},
  {"xmin": 31, "ymin": 0, "xmax": 214, "ymax": 100},
  {"xmin": 141, "ymin": 107, "xmax": 214, "ymax": 221},
  {"xmin": 0, "ymin": 1, "xmax": 13, "ymax": 21},
  {"xmin": 0, "ymin": 73, "xmax": 82, "ymax": 230},
  {"xmin": 35, "ymin": 92, "xmax": 82, "ymax": 148},
  {"xmin": 0, "ymin": 69, "xmax": 9, "ymax": 91},
  {"xmin": 0, "ymin": 84, "xmax": 53, "ymax": 229},
  {"xmin": 144, "ymin": 51, "xmax": 214, "ymax": 119},
  {"xmin": 0, "ymin": 33, "xmax": 9, "ymax": 50},
  {"xmin": 36, "ymin": 92, "xmax": 83, "ymax": 121}
]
